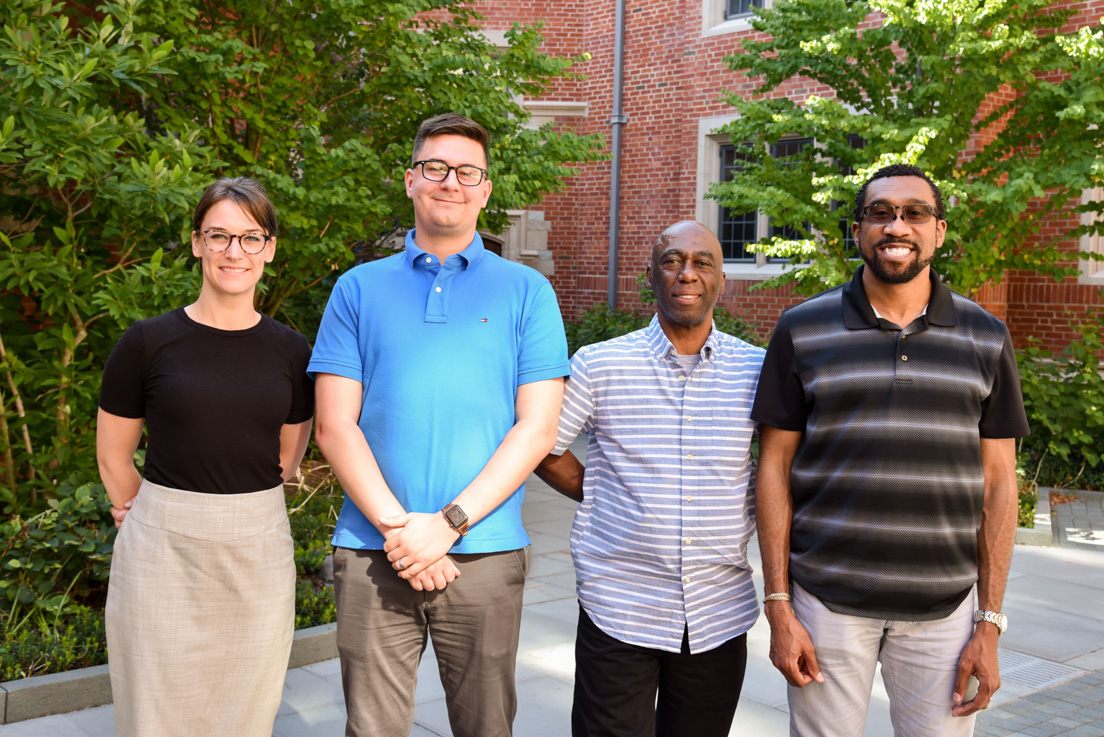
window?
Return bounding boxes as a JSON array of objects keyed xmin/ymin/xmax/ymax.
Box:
[
  {"xmin": 698, "ymin": 116, "xmax": 866, "ymax": 277},
  {"xmin": 725, "ymin": 0, "xmax": 762, "ymax": 19},
  {"xmin": 836, "ymin": 135, "xmax": 866, "ymax": 255},
  {"xmin": 703, "ymin": 0, "xmax": 767, "ymax": 37},
  {"xmin": 718, "ymin": 144, "xmax": 757, "ymax": 261},
  {"xmin": 1080, "ymin": 187, "xmax": 1104, "ymax": 285},
  {"xmin": 716, "ymin": 138, "xmax": 811, "ymax": 263}
]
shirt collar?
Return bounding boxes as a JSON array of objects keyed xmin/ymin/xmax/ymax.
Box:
[
  {"xmin": 842, "ymin": 265, "xmax": 956, "ymax": 330},
  {"xmin": 403, "ymin": 230, "xmax": 485, "ymax": 270},
  {"xmin": 645, "ymin": 314, "xmax": 719, "ymax": 362}
]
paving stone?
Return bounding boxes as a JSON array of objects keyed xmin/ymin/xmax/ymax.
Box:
[{"xmin": 1020, "ymin": 723, "xmax": 1063, "ymax": 737}]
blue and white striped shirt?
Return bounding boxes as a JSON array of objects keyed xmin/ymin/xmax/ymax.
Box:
[{"xmin": 553, "ymin": 316, "xmax": 765, "ymax": 654}]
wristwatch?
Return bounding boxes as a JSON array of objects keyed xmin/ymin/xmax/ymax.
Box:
[
  {"xmin": 974, "ymin": 609, "xmax": 1008, "ymax": 635},
  {"xmin": 442, "ymin": 503, "xmax": 470, "ymax": 536}
]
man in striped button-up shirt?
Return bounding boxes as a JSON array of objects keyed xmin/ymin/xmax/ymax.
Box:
[{"xmin": 536, "ymin": 221, "xmax": 765, "ymax": 737}]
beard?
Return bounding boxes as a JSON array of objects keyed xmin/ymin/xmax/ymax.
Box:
[{"xmin": 860, "ymin": 238, "xmax": 932, "ymax": 285}]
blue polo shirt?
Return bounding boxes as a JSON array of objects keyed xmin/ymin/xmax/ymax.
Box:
[{"xmin": 308, "ymin": 231, "xmax": 569, "ymax": 553}]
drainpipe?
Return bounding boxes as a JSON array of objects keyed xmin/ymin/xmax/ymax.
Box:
[{"xmin": 606, "ymin": 0, "xmax": 627, "ymax": 309}]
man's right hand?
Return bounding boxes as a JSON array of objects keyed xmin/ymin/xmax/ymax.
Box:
[{"xmin": 766, "ymin": 602, "xmax": 825, "ymax": 687}]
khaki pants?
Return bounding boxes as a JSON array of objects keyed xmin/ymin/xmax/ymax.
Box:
[
  {"xmin": 334, "ymin": 546, "xmax": 528, "ymax": 737},
  {"xmin": 788, "ymin": 583, "xmax": 977, "ymax": 737}
]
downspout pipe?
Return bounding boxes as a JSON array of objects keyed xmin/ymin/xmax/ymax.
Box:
[{"xmin": 606, "ymin": 0, "xmax": 627, "ymax": 309}]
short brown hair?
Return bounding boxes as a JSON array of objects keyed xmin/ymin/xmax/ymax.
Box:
[
  {"xmin": 412, "ymin": 113, "xmax": 490, "ymax": 167},
  {"xmin": 192, "ymin": 177, "xmax": 277, "ymax": 236}
]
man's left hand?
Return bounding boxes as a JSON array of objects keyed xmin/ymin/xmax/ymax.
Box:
[
  {"xmin": 380, "ymin": 512, "xmax": 460, "ymax": 579},
  {"xmin": 952, "ymin": 623, "xmax": 1001, "ymax": 716}
]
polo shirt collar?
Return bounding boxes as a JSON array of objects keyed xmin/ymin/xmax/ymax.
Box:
[
  {"xmin": 842, "ymin": 265, "xmax": 956, "ymax": 330},
  {"xmin": 403, "ymin": 230, "xmax": 486, "ymax": 270},
  {"xmin": 645, "ymin": 314, "xmax": 719, "ymax": 362}
]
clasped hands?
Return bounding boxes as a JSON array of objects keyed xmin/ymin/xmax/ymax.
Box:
[{"xmin": 380, "ymin": 511, "xmax": 461, "ymax": 592}]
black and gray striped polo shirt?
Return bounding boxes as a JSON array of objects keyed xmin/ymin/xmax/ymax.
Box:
[{"xmin": 752, "ymin": 266, "xmax": 1029, "ymax": 621}]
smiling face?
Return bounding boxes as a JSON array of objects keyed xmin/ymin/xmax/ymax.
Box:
[
  {"xmin": 190, "ymin": 198, "xmax": 275, "ymax": 302},
  {"xmin": 405, "ymin": 133, "xmax": 492, "ymax": 243},
  {"xmin": 852, "ymin": 175, "xmax": 946, "ymax": 286},
  {"xmin": 646, "ymin": 222, "xmax": 726, "ymax": 339}
]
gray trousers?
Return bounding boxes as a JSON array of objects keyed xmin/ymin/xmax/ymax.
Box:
[
  {"xmin": 334, "ymin": 546, "xmax": 528, "ymax": 737},
  {"xmin": 788, "ymin": 583, "xmax": 977, "ymax": 737}
]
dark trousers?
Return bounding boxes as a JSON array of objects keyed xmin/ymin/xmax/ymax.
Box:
[{"xmin": 571, "ymin": 605, "xmax": 748, "ymax": 737}]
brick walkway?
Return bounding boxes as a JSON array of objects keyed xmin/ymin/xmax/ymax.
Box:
[
  {"xmin": 976, "ymin": 670, "xmax": 1104, "ymax": 737},
  {"xmin": 1053, "ymin": 490, "xmax": 1104, "ymax": 551}
]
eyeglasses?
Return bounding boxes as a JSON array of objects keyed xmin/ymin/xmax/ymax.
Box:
[
  {"xmin": 413, "ymin": 160, "xmax": 488, "ymax": 187},
  {"xmin": 860, "ymin": 203, "xmax": 939, "ymax": 225},
  {"xmin": 199, "ymin": 230, "xmax": 272, "ymax": 254}
]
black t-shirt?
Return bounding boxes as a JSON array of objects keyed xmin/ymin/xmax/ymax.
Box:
[{"xmin": 99, "ymin": 307, "xmax": 315, "ymax": 494}]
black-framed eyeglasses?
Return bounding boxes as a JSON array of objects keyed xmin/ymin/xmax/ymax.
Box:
[
  {"xmin": 413, "ymin": 160, "xmax": 488, "ymax": 186},
  {"xmin": 860, "ymin": 203, "xmax": 940, "ymax": 225},
  {"xmin": 198, "ymin": 230, "xmax": 272, "ymax": 254}
]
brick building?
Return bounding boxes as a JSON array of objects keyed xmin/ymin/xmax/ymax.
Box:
[{"xmin": 472, "ymin": 0, "xmax": 1103, "ymax": 350}]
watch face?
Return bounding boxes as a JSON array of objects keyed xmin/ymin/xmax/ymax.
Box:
[{"xmin": 445, "ymin": 505, "xmax": 468, "ymax": 528}]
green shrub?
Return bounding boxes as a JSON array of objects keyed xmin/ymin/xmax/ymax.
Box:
[
  {"xmin": 1016, "ymin": 310, "xmax": 1104, "ymax": 490},
  {"xmin": 0, "ymin": 605, "xmax": 105, "ymax": 681},
  {"xmin": 0, "ymin": 478, "xmax": 116, "ymax": 619}
]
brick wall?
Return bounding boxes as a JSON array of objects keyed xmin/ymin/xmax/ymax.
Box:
[{"xmin": 474, "ymin": 0, "xmax": 1104, "ymax": 350}]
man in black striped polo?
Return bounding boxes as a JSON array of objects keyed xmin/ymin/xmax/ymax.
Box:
[{"xmin": 752, "ymin": 164, "xmax": 1029, "ymax": 737}]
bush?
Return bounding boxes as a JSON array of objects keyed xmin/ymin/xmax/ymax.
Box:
[
  {"xmin": 1016, "ymin": 310, "xmax": 1104, "ymax": 490},
  {"xmin": 0, "ymin": 478, "xmax": 116, "ymax": 619},
  {"xmin": 1, "ymin": 605, "xmax": 105, "ymax": 681}
]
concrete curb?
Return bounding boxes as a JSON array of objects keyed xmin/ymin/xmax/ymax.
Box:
[{"xmin": 0, "ymin": 622, "xmax": 337, "ymax": 725}]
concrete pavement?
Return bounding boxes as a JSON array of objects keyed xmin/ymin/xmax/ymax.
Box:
[{"xmin": 4, "ymin": 444, "xmax": 1104, "ymax": 737}]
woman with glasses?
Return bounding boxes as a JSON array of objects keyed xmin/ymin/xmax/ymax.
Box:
[{"xmin": 97, "ymin": 177, "xmax": 314, "ymax": 737}]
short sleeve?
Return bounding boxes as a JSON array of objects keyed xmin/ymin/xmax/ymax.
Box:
[
  {"xmin": 99, "ymin": 322, "xmax": 147, "ymax": 419},
  {"xmin": 516, "ymin": 280, "xmax": 570, "ymax": 386},
  {"xmin": 307, "ymin": 275, "xmax": 366, "ymax": 382},
  {"xmin": 750, "ymin": 314, "xmax": 808, "ymax": 432},
  {"xmin": 979, "ymin": 325, "xmax": 1030, "ymax": 439},
  {"xmin": 552, "ymin": 349, "xmax": 596, "ymax": 455},
  {"xmin": 285, "ymin": 331, "xmax": 316, "ymax": 424}
]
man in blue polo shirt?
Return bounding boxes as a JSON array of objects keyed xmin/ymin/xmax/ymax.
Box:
[{"xmin": 309, "ymin": 113, "xmax": 568, "ymax": 737}]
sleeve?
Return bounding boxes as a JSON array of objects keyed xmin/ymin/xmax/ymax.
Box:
[
  {"xmin": 307, "ymin": 274, "xmax": 366, "ymax": 382},
  {"xmin": 516, "ymin": 280, "xmax": 570, "ymax": 386},
  {"xmin": 979, "ymin": 324, "xmax": 1031, "ymax": 439},
  {"xmin": 551, "ymin": 349, "xmax": 596, "ymax": 455},
  {"xmin": 98, "ymin": 322, "xmax": 147, "ymax": 419},
  {"xmin": 749, "ymin": 314, "xmax": 808, "ymax": 432},
  {"xmin": 285, "ymin": 331, "xmax": 316, "ymax": 424}
]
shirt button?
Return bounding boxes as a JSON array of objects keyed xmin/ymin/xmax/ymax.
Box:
[
  {"xmin": 686, "ymin": 416, "xmax": 693, "ymax": 422},
  {"xmin": 684, "ymin": 537, "xmax": 692, "ymax": 545},
  {"xmin": 686, "ymin": 495, "xmax": 693, "ymax": 502},
  {"xmin": 901, "ymin": 354, "xmax": 908, "ymax": 361},
  {"xmin": 425, "ymin": 256, "xmax": 432, "ymax": 263},
  {"xmin": 435, "ymin": 286, "xmax": 442, "ymax": 293},
  {"xmin": 684, "ymin": 575, "xmax": 691, "ymax": 583},
  {"xmin": 679, "ymin": 375, "xmax": 686, "ymax": 382},
  {"xmin": 686, "ymin": 453, "xmax": 693, "ymax": 461}
]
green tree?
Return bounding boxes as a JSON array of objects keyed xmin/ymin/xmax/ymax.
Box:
[
  {"xmin": 0, "ymin": 0, "xmax": 212, "ymax": 508},
  {"xmin": 0, "ymin": 0, "xmax": 603, "ymax": 510},
  {"xmin": 131, "ymin": 0, "xmax": 605, "ymax": 331},
  {"xmin": 711, "ymin": 0, "xmax": 1104, "ymax": 296}
]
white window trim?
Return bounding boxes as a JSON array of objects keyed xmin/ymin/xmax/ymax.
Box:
[
  {"xmin": 696, "ymin": 115, "xmax": 808, "ymax": 280},
  {"xmin": 1079, "ymin": 186, "xmax": 1104, "ymax": 285},
  {"xmin": 702, "ymin": 0, "xmax": 769, "ymax": 38}
]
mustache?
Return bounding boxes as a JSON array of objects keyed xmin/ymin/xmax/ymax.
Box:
[{"xmin": 874, "ymin": 238, "xmax": 919, "ymax": 250}]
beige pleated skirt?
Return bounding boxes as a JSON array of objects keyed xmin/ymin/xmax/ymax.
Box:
[{"xmin": 106, "ymin": 480, "xmax": 295, "ymax": 737}]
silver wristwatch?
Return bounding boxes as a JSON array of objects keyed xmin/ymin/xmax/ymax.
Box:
[{"xmin": 974, "ymin": 609, "xmax": 1008, "ymax": 635}]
